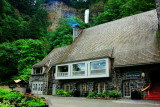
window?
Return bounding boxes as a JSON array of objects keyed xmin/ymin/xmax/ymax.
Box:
[
  {"xmin": 95, "ymin": 82, "xmax": 107, "ymax": 92},
  {"xmin": 57, "ymin": 65, "xmax": 68, "ymax": 72},
  {"xmin": 73, "ymin": 63, "xmax": 85, "ymax": 71},
  {"xmin": 41, "ymin": 84, "xmax": 43, "ymax": 91},
  {"xmin": 91, "ymin": 60, "xmax": 106, "ymax": 70},
  {"xmin": 51, "ymin": 67, "xmax": 55, "ymax": 77},
  {"xmin": 62, "ymin": 83, "xmax": 71, "ymax": 91},
  {"xmin": 33, "ymin": 68, "xmax": 43, "ymax": 74}
]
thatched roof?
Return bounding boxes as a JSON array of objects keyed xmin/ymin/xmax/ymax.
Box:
[
  {"xmin": 59, "ymin": 10, "xmax": 160, "ymax": 66},
  {"xmin": 32, "ymin": 46, "xmax": 70, "ymax": 68}
]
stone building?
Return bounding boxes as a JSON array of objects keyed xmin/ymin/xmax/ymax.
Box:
[{"xmin": 30, "ymin": 9, "xmax": 160, "ymax": 100}]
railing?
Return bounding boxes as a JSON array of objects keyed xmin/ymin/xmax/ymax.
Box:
[
  {"xmin": 140, "ymin": 83, "xmax": 151, "ymax": 92},
  {"xmin": 90, "ymin": 69, "xmax": 106, "ymax": 75},
  {"xmin": 72, "ymin": 71, "xmax": 85, "ymax": 76},
  {"xmin": 57, "ymin": 72, "xmax": 68, "ymax": 77}
]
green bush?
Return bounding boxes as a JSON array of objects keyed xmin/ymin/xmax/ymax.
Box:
[
  {"xmin": 3, "ymin": 92, "xmax": 24, "ymax": 101},
  {"xmin": 68, "ymin": 90, "xmax": 73, "ymax": 96},
  {"xmin": 26, "ymin": 101, "xmax": 43, "ymax": 107},
  {"xmin": 87, "ymin": 90, "xmax": 119, "ymax": 99},
  {"xmin": 0, "ymin": 100, "xmax": 15, "ymax": 107},
  {"xmin": 0, "ymin": 88, "xmax": 46, "ymax": 107},
  {"xmin": 0, "ymin": 88, "xmax": 12, "ymax": 95},
  {"xmin": 87, "ymin": 92, "xmax": 97, "ymax": 98},
  {"xmin": 108, "ymin": 90, "xmax": 119, "ymax": 98},
  {"xmin": 56, "ymin": 89, "xmax": 73, "ymax": 97},
  {"xmin": 56, "ymin": 89, "xmax": 65, "ymax": 96}
]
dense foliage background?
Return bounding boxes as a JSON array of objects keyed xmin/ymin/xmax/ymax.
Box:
[{"xmin": 0, "ymin": 0, "xmax": 156, "ymax": 84}]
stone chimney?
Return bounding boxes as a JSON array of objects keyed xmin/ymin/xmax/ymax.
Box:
[
  {"xmin": 73, "ymin": 25, "xmax": 82, "ymax": 40},
  {"xmin": 156, "ymin": 0, "xmax": 160, "ymax": 30}
]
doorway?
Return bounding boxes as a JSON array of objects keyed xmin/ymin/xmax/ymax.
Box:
[
  {"xmin": 32, "ymin": 82, "xmax": 43, "ymax": 94},
  {"xmin": 52, "ymin": 84, "xmax": 56, "ymax": 95},
  {"xmin": 150, "ymin": 71, "xmax": 160, "ymax": 83},
  {"xmin": 77, "ymin": 83, "xmax": 87, "ymax": 96},
  {"xmin": 123, "ymin": 81, "xmax": 131, "ymax": 97}
]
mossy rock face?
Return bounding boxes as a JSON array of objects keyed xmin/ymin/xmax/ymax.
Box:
[{"xmin": 157, "ymin": 30, "xmax": 160, "ymax": 54}]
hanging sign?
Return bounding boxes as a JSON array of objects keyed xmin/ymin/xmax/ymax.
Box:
[{"xmin": 126, "ymin": 72, "xmax": 141, "ymax": 79}]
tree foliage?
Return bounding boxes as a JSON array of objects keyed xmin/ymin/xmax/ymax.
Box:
[
  {"xmin": 0, "ymin": 39, "xmax": 47, "ymax": 83},
  {"xmin": 49, "ymin": 17, "xmax": 90, "ymax": 49},
  {"xmin": 7, "ymin": 0, "xmax": 46, "ymax": 15},
  {"xmin": 0, "ymin": 0, "xmax": 49, "ymax": 43},
  {"xmin": 93, "ymin": 0, "xmax": 155, "ymax": 25},
  {"xmin": 0, "ymin": 42, "xmax": 18, "ymax": 84},
  {"xmin": 27, "ymin": 8, "xmax": 49, "ymax": 39}
]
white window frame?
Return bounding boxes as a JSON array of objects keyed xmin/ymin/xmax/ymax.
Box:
[
  {"xmin": 32, "ymin": 67, "xmax": 44, "ymax": 74},
  {"xmin": 55, "ymin": 58, "xmax": 110, "ymax": 79},
  {"xmin": 71, "ymin": 62, "xmax": 87, "ymax": 77},
  {"xmin": 56, "ymin": 64, "xmax": 70, "ymax": 78},
  {"xmin": 88, "ymin": 59, "xmax": 109, "ymax": 77},
  {"xmin": 56, "ymin": 64, "xmax": 69, "ymax": 73},
  {"xmin": 90, "ymin": 60, "xmax": 106, "ymax": 71}
]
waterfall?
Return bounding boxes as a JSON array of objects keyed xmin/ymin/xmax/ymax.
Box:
[{"xmin": 84, "ymin": 9, "xmax": 89, "ymax": 23}]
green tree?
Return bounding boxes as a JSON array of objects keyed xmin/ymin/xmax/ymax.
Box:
[
  {"xmin": 13, "ymin": 39, "xmax": 48, "ymax": 81},
  {"xmin": 0, "ymin": 0, "xmax": 13, "ymax": 17},
  {"xmin": 48, "ymin": 18, "xmax": 72, "ymax": 49},
  {"xmin": 0, "ymin": 39, "xmax": 48, "ymax": 83},
  {"xmin": 49, "ymin": 17, "xmax": 89, "ymax": 49},
  {"xmin": 0, "ymin": 42, "xmax": 18, "ymax": 84},
  {"xmin": 120, "ymin": 0, "xmax": 155, "ymax": 17},
  {"xmin": 0, "ymin": 0, "xmax": 29, "ymax": 43},
  {"xmin": 0, "ymin": 15, "xmax": 28, "ymax": 43},
  {"xmin": 93, "ymin": 0, "xmax": 155, "ymax": 25},
  {"xmin": 7, "ymin": 0, "xmax": 45, "ymax": 15},
  {"xmin": 27, "ymin": 8, "xmax": 49, "ymax": 39}
]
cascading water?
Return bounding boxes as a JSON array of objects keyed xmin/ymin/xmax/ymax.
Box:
[{"xmin": 84, "ymin": 9, "xmax": 89, "ymax": 23}]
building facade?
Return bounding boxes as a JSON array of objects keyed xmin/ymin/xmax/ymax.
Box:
[{"xmin": 30, "ymin": 9, "xmax": 160, "ymax": 100}]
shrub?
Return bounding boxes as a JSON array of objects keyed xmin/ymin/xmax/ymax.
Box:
[
  {"xmin": 87, "ymin": 90, "xmax": 119, "ymax": 99},
  {"xmin": 56, "ymin": 89, "xmax": 65, "ymax": 96},
  {"xmin": 3, "ymin": 92, "xmax": 24, "ymax": 101},
  {"xmin": 0, "ymin": 88, "xmax": 12, "ymax": 95},
  {"xmin": 68, "ymin": 90, "xmax": 73, "ymax": 96},
  {"xmin": 56, "ymin": 89, "xmax": 73, "ymax": 97},
  {"xmin": 0, "ymin": 100, "xmax": 15, "ymax": 107},
  {"xmin": 108, "ymin": 90, "xmax": 119, "ymax": 98},
  {"xmin": 87, "ymin": 92, "xmax": 97, "ymax": 98},
  {"xmin": 0, "ymin": 88, "xmax": 47, "ymax": 107}
]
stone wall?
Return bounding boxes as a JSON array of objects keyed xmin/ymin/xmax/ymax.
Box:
[
  {"xmin": 29, "ymin": 74, "xmax": 48, "ymax": 94},
  {"xmin": 114, "ymin": 64, "xmax": 160, "ymax": 99},
  {"xmin": 52, "ymin": 64, "xmax": 155, "ymax": 98}
]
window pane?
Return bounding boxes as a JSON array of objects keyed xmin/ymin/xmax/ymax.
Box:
[
  {"xmin": 34, "ymin": 68, "xmax": 42, "ymax": 74},
  {"xmin": 58, "ymin": 65, "xmax": 68, "ymax": 72},
  {"xmin": 63, "ymin": 83, "xmax": 70, "ymax": 91},
  {"xmin": 36, "ymin": 68, "xmax": 41, "ymax": 74},
  {"xmin": 91, "ymin": 60, "xmax": 106, "ymax": 70},
  {"xmin": 73, "ymin": 63, "xmax": 85, "ymax": 71}
]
